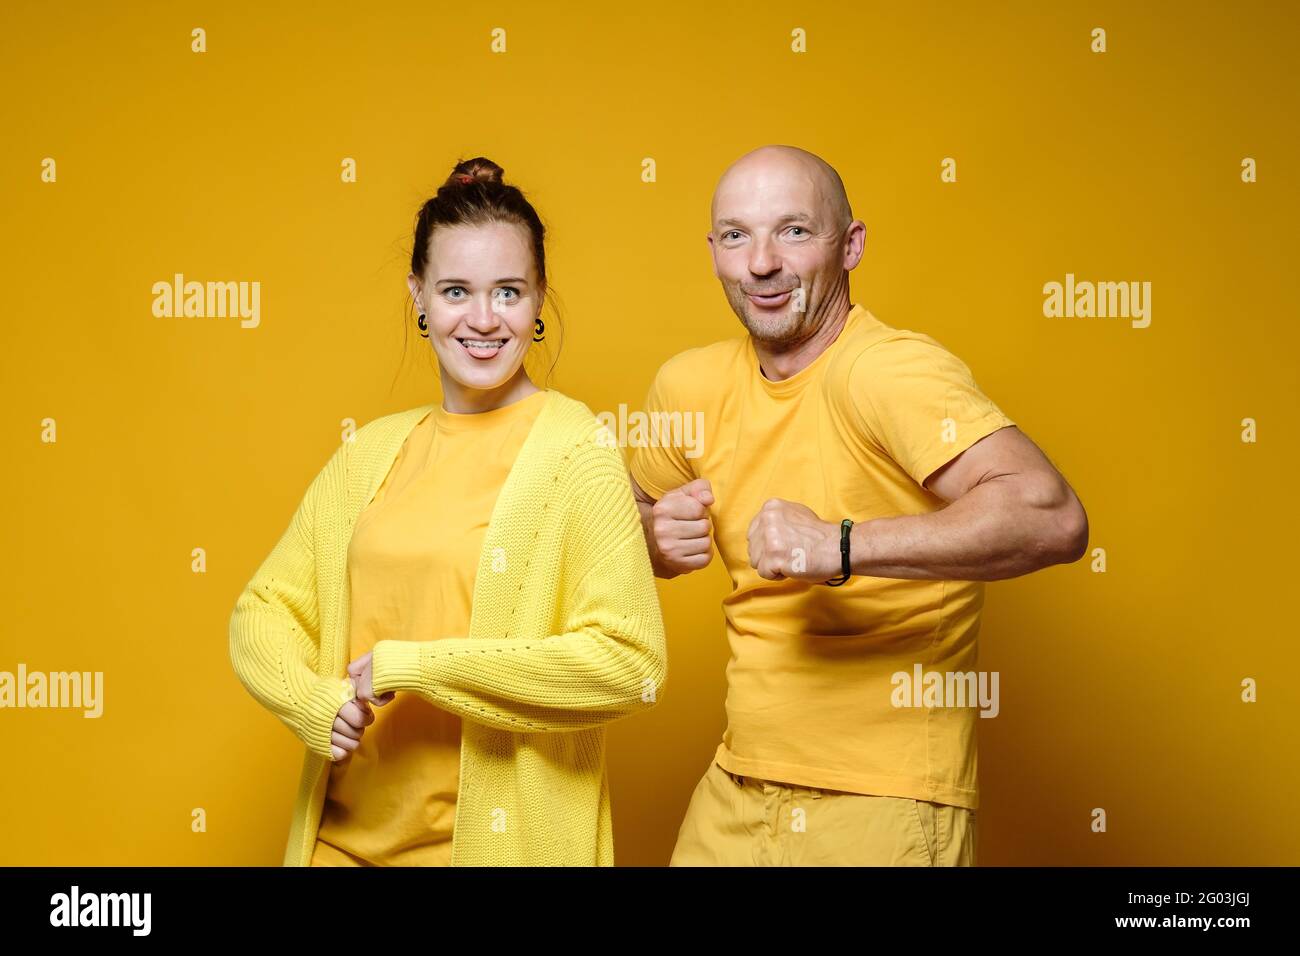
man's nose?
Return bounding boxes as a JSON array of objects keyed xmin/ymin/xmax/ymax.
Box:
[{"xmin": 748, "ymin": 237, "xmax": 780, "ymax": 277}]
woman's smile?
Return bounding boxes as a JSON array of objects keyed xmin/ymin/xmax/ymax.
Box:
[{"xmin": 456, "ymin": 336, "xmax": 511, "ymax": 359}]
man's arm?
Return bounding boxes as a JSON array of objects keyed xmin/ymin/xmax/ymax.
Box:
[
  {"xmin": 747, "ymin": 425, "xmax": 1088, "ymax": 583},
  {"xmin": 853, "ymin": 424, "xmax": 1088, "ymax": 579}
]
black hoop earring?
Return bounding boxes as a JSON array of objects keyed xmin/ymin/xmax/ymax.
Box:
[
  {"xmin": 417, "ymin": 312, "xmax": 429, "ymax": 338},
  {"xmin": 533, "ymin": 316, "xmax": 545, "ymax": 342}
]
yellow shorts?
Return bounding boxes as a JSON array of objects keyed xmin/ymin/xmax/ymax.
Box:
[{"xmin": 669, "ymin": 761, "xmax": 977, "ymax": 866}]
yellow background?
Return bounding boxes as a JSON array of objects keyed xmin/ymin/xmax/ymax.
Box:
[{"xmin": 1, "ymin": 0, "xmax": 1295, "ymax": 865}]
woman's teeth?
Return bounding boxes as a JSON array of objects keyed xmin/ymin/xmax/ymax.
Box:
[{"xmin": 458, "ymin": 338, "xmax": 507, "ymax": 349}]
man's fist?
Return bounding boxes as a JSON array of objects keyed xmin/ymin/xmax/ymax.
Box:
[
  {"xmin": 650, "ymin": 478, "xmax": 715, "ymax": 577},
  {"xmin": 746, "ymin": 498, "xmax": 841, "ymax": 581}
]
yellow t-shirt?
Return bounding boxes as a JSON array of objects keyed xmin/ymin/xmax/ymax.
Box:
[
  {"xmin": 310, "ymin": 388, "xmax": 549, "ymax": 866},
  {"xmin": 629, "ymin": 305, "xmax": 1014, "ymax": 809}
]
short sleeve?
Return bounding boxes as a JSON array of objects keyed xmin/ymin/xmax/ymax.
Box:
[
  {"xmin": 847, "ymin": 336, "xmax": 1015, "ymax": 489},
  {"xmin": 627, "ymin": 364, "xmax": 696, "ymax": 500}
]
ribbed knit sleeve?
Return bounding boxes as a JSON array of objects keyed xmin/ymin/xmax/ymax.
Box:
[
  {"xmin": 229, "ymin": 447, "xmax": 356, "ymax": 759},
  {"xmin": 369, "ymin": 436, "xmax": 667, "ymax": 733}
]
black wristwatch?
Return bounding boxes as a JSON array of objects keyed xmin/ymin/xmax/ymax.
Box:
[{"xmin": 824, "ymin": 518, "xmax": 854, "ymax": 587}]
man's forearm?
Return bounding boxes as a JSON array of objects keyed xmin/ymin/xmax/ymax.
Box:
[{"xmin": 849, "ymin": 474, "xmax": 1087, "ymax": 582}]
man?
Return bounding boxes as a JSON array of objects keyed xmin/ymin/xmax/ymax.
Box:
[{"xmin": 629, "ymin": 145, "xmax": 1088, "ymax": 866}]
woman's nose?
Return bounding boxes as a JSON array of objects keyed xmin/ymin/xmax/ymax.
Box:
[{"xmin": 466, "ymin": 298, "xmax": 503, "ymax": 331}]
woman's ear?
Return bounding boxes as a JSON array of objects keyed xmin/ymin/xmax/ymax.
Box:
[{"xmin": 406, "ymin": 272, "xmax": 420, "ymax": 299}]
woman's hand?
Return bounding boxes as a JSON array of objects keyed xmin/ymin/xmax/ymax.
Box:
[
  {"xmin": 330, "ymin": 652, "xmax": 394, "ymax": 762},
  {"xmin": 330, "ymin": 695, "xmax": 373, "ymax": 762},
  {"xmin": 347, "ymin": 651, "xmax": 396, "ymax": 707}
]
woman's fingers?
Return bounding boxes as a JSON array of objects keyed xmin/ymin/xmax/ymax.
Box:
[
  {"xmin": 347, "ymin": 651, "xmax": 374, "ymax": 678},
  {"xmin": 329, "ymin": 690, "xmax": 386, "ymax": 761},
  {"xmin": 333, "ymin": 714, "xmax": 362, "ymax": 739},
  {"xmin": 335, "ymin": 700, "xmax": 371, "ymax": 733},
  {"xmin": 331, "ymin": 730, "xmax": 360, "ymax": 754}
]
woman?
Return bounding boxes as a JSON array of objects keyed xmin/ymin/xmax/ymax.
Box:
[{"xmin": 228, "ymin": 157, "xmax": 666, "ymax": 866}]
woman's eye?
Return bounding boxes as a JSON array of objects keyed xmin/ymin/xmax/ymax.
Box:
[
  {"xmin": 444, "ymin": 286, "xmax": 467, "ymax": 300},
  {"xmin": 494, "ymin": 287, "xmax": 519, "ymax": 301}
]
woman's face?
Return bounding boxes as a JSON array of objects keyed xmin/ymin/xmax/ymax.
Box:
[{"xmin": 409, "ymin": 220, "xmax": 542, "ymax": 396}]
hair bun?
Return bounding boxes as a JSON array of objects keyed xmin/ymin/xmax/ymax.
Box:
[{"xmin": 446, "ymin": 157, "xmax": 505, "ymax": 188}]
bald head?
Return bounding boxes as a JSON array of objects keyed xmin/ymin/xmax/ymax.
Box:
[
  {"xmin": 711, "ymin": 145, "xmax": 852, "ymax": 234},
  {"xmin": 706, "ymin": 145, "xmax": 865, "ymax": 352}
]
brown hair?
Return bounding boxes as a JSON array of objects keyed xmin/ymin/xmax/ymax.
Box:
[
  {"xmin": 400, "ymin": 156, "xmax": 562, "ymax": 387},
  {"xmin": 411, "ymin": 157, "xmax": 548, "ymax": 282}
]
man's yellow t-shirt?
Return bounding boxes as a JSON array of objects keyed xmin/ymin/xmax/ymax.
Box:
[{"xmin": 628, "ymin": 304, "xmax": 1014, "ymax": 810}]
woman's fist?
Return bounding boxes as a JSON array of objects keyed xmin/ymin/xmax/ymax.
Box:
[
  {"xmin": 348, "ymin": 650, "xmax": 396, "ymax": 706},
  {"xmin": 329, "ymin": 651, "xmax": 397, "ymax": 762},
  {"xmin": 330, "ymin": 695, "xmax": 373, "ymax": 762}
]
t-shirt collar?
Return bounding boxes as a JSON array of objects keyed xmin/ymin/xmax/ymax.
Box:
[{"xmin": 748, "ymin": 303, "xmax": 866, "ymax": 397}]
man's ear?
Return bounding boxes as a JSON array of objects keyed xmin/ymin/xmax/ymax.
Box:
[
  {"xmin": 706, "ymin": 232, "xmax": 718, "ymax": 278},
  {"xmin": 844, "ymin": 220, "xmax": 867, "ymax": 270}
]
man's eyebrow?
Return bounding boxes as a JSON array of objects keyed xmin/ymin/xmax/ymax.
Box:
[{"xmin": 715, "ymin": 213, "xmax": 816, "ymax": 230}]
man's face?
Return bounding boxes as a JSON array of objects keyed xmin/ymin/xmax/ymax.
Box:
[{"xmin": 708, "ymin": 162, "xmax": 845, "ymax": 347}]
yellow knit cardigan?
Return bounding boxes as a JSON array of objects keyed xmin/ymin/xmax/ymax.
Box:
[{"xmin": 228, "ymin": 390, "xmax": 667, "ymax": 866}]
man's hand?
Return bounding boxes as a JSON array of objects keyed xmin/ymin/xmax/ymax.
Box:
[
  {"xmin": 638, "ymin": 477, "xmax": 715, "ymax": 578},
  {"xmin": 746, "ymin": 498, "xmax": 841, "ymax": 581}
]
